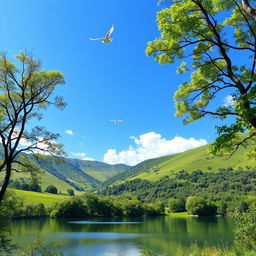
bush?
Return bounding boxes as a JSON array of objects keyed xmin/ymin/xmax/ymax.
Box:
[
  {"xmin": 51, "ymin": 197, "xmax": 88, "ymax": 218},
  {"xmin": 67, "ymin": 189, "xmax": 75, "ymax": 196},
  {"xmin": 233, "ymin": 203, "xmax": 256, "ymax": 252},
  {"xmin": 0, "ymin": 190, "xmax": 23, "ymax": 217},
  {"xmin": 168, "ymin": 198, "xmax": 185, "ymax": 213},
  {"xmin": 121, "ymin": 200, "xmax": 144, "ymax": 216},
  {"xmin": 45, "ymin": 185, "xmax": 58, "ymax": 194},
  {"xmin": 186, "ymin": 196, "xmax": 217, "ymax": 216}
]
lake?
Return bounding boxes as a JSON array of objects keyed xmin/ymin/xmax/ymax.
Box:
[{"xmin": 9, "ymin": 216, "xmax": 234, "ymax": 256}]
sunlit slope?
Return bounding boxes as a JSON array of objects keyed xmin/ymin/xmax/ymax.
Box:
[
  {"xmin": 11, "ymin": 189, "xmax": 70, "ymax": 205},
  {"xmin": 106, "ymin": 145, "xmax": 256, "ymax": 184},
  {"xmin": 2, "ymin": 169, "xmax": 78, "ymax": 193},
  {"xmin": 66, "ymin": 159, "xmax": 130, "ymax": 182},
  {"xmin": 103, "ymin": 155, "xmax": 173, "ymax": 186}
]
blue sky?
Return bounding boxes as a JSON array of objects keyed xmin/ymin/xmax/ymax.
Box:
[{"xmin": 0, "ymin": 0, "xmax": 232, "ymax": 165}]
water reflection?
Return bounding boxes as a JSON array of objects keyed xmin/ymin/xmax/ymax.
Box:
[{"xmin": 10, "ymin": 216, "xmax": 234, "ymax": 256}]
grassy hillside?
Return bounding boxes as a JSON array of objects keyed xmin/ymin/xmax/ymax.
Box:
[
  {"xmin": 103, "ymin": 155, "xmax": 172, "ymax": 186},
  {"xmin": 0, "ymin": 150, "xmax": 129, "ymax": 193},
  {"xmin": 66, "ymin": 159, "xmax": 130, "ymax": 182},
  {"xmin": 37, "ymin": 157, "xmax": 101, "ymax": 191},
  {"xmin": 11, "ymin": 189, "xmax": 70, "ymax": 205},
  {"xmin": 105, "ymin": 144, "xmax": 256, "ymax": 185},
  {"xmin": 2, "ymin": 169, "xmax": 78, "ymax": 193}
]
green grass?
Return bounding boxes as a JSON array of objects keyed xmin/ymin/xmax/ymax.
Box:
[
  {"xmin": 167, "ymin": 212, "xmax": 189, "ymax": 217},
  {"xmin": 129, "ymin": 145, "xmax": 256, "ymax": 182},
  {"xmin": 11, "ymin": 189, "xmax": 70, "ymax": 205},
  {"xmin": 1, "ymin": 170, "xmax": 80, "ymax": 193}
]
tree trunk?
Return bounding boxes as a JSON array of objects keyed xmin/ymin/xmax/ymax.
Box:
[
  {"xmin": 0, "ymin": 165, "xmax": 11, "ymax": 205},
  {"xmin": 242, "ymin": 0, "xmax": 256, "ymax": 21}
]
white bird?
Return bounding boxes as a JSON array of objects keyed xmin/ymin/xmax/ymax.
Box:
[
  {"xmin": 110, "ymin": 120, "xmax": 123, "ymax": 124},
  {"xmin": 90, "ymin": 25, "xmax": 114, "ymax": 43}
]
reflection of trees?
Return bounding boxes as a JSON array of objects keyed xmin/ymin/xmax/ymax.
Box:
[
  {"xmin": 0, "ymin": 219, "xmax": 17, "ymax": 255},
  {"xmin": 9, "ymin": 216, "xmax": 234, "ymax": 256}
]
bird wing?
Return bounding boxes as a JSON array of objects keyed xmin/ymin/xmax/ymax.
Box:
[
  {"xmin": 105, "ymin": 25, "xmax": 114, "ymax": 39},
  {"xmin": 89, "ymin": 38, "xmax": 105, "ymax": 41}
]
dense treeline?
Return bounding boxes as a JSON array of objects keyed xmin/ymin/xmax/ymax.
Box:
[
  {"xmin": 100, "ymin": 168, "xmax": 256, "ymax": 216},
  {"xmin": 0, "ymin": 191, "xmax": 164, "ymax": 219},
  {"xmin": 9, "ymin": 178, "xmax": 42, "ymax": 192},
  {"xmin": 100, "ymin": 169, "xmax": 256, "ymax": 201}
]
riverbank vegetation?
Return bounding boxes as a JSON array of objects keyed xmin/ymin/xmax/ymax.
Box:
[{"xmin": 0, "ymin": 190, "xmax": 165, "ymax": 219}]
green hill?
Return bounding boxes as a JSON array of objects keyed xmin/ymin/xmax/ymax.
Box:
[
  {"xmin": 0, "ymin": 151, "xmax": 130, "ymax": 193},
  {"xmin": 65, "ymin": 158, "xmax": 130, "ymax": 182},
  {"xmin": 100, "ymin": 145, "xmax": 256, "ymax": 201},
  {"xmin": 103, "ymin": 144, "xmax": 256, "ymax": 186}
]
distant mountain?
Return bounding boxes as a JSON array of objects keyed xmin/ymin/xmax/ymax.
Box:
[
  {"xmin": 103, "ymin": 144, "xmax": 256, "ymax": 187},
  {"xmin": 0, "ymin": 149, "xmax": 130, "ymax": 192},
  {"xmin": 65, "ymin": 158, "xmax": 130, "ymax": 182},
  {"xmin": 36, "ymin": 156, "xmax": 130, "ymax": 191}
]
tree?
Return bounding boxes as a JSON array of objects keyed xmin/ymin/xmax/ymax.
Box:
[
  {"xmin": 168, "ymin": 198, "xmax": 185, "ymax": 213},
  {"xmin": 233, "ymin": 203, "xmax": 256, "ymax": 252},
  {"xmin": 146, "ymin": 0, "xmax": 256, "ymax": 157},
  {"xmin": 50, "ymin": 197, "xmax": 88, "ymax": 218},
  {"xmin": 45, "ymin": 185, "xmax": 58, "ymax": 194},
  {"xmin": 0, "ymin": 52, "xmax": 65, "ymax": 204},
  {"xmin": 186, "ymin": 196, "xmax": 217, "ymax": 216},
  {"xmin": 67, "ymin": 189, "xmax": 75, "ymax": 196},
  {"xmin": 242, "ymin": 0, "xmax": 256, "ymax": 20}
]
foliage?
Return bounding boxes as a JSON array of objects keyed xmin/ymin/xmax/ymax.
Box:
[
  {"xmin": 50, "ymin": 194, "xmax": 165, "ymax": 218},
  {"xmin": 146, "ymin": 0, "xmax": 256, "ymax": 157},
  {"xmin": 0, "ymin": 190, "xmax": 23, "ymax": 217},
  {"xmin": 50, "ymin": 197, "xmax": 88, "ymax": 218},
  {"xmin": 185, "ymin": 196, "xmax": 217, "ymax": 216},
  {"xmin": 233, "ymin": 203, "xmax": 256, "ymax": 253},
  {"xmin": 0, "ymin": 52, "xmax": 65, "ymax": 204},
  {"xmin": 18, "ymin": 203, "xmax": 47, "ymax": 217},
  {"xmin": 67, "ymin": 189, "xmax": 75, "ymax": 196},
  {"xmin": 100, "ymin": 169, "xmax": 256, "ymax": 205},
  {"xmin": 9, "ymin": 178, "xmax": 41, "ymax": 192},
  {"xmin": 45, "ymin": 185, "xmax": 58, "ymax": 194},
  {"xmin": 168, "ymin": 198, "xmax": 185, "ymax": 213},
  {"xmin": 121, "ymin": 199, "xmax": 144, "ymax": 216}
]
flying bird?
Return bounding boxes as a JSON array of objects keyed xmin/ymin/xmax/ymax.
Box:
[
  {"xmin": 110, "ymin": 120, "xmax": 123, "ymax": 124},
  {"xmin": 90, "ymin": 25, "xmax": 114, "ymax": 43}
]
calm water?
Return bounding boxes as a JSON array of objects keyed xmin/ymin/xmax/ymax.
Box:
[{"xmin": 9, "ymin": 216, "xmax": 234, "ymax": 256}]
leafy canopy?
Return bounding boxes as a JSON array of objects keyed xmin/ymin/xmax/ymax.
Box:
[
  {"xmin": 0, "ymin": 52, "xmax": 65, "ymax": 204},
  {"xmin": 146, "ymin": 0, "xmax": 256, "ymax": 157}
]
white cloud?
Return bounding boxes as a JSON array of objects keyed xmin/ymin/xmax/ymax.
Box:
[
  {"xmin": 83, "ymin": 157, "xmax": 95, "ymax": 161},
  {"xmin": 223, "ymin": 95, "xmax": 234, "ymax": 107},
  {"xmin": 13, "ymin": 128, "xmax": 58, "ymax": 155},
  {"xmin": 103, "ymin": 132, "xmax": 207, "ymax": 166},
  {"xmin": 71, "ymin": 152, "xmax": 86, "ymax": 157},
  {"xmin": 66, "ymin": 130, "xmax": 74, "ymax": 135}
]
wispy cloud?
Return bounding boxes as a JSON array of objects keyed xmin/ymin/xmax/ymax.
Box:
[
  {"xmin": 71, "ymin": 152, "xmax": 86, "ymax": 157},
  {"xmin": 103, "ymin": 132, "xmax": 207, "ymax": 166},
  {"xmin": 83, "ymin": 157, "xmax": 95, "ymax": 161},
  {"xmin": 65, "ymin": 130, "xmax": 74, "ymax": 135},
  {"xmin": 223, "ymin": 95, "xmax": 234, "ymax": 107}
]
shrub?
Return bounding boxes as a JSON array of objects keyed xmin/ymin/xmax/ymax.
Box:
[
  {"xmin": 67, "ymin": 189, "xmax": 75, "ymax": 196},
  {"xmin": 121, "ymin": 200, "xmax": 144, "ymax": 216},
  {"xmin": 168, "ymin": 198, "xmax": 185, "ymax": 213},
  {"xmin": 51, "ymin": 197, "xmax": 88, "ymax": 218},
  {"xmin": 186, "ymin": 196, "xmax": 217, "ymax": 216},
  {"xmin": 45, "ymin": 185, "xmax": 58, "ymax": 194}
]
